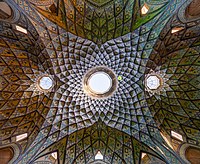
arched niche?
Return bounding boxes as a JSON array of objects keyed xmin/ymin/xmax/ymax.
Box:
[
  {"xmin": 0, "ymin": 147, "xmax": 14, "ymax": 164},
  {"xmin": 0, "ymin": 144, "xmax": 20, "ymax": 164},
  {"xmin": 185, "ymin": 0, "xmax": 200, "ymax": 18},
  {"xmin": 185, "ymin": 147, "xmax": 200, "ymax": 164},
  {"xmin": 0, "ymin": 1, "xmax": 20, "ymax": 23},
  {"xmin": 178, "ymin": 0, "xmax": 200, "ymax": 23},
  {"xmin": 0, "ymin": 1, "xmax": 12, "ymax": 19},
  {"xmin": 179, "ymin": 143, "xmax": 200, "ymax": 164}
]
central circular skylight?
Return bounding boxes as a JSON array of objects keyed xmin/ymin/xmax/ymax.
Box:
[
  {"xmin": 88, "ymin": 72, "xmax": 112, "ymax": 94},
  {"xmin": 83, "ymin": 66, "xmax": 117, "ymax": 99}
]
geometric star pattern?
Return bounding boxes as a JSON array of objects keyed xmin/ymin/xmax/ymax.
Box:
[
  {"xmin": 28, "ymin": 0, "xmax": 170, "ymax": 44},
  {"xmin": 0, "ymin": 0, "xmax": 199, "ymax": 163},
  {"xmin": 146, "ymin": 5, "xmax": 200, "ymax": 145},
  {"xmin": 31, "ymin": 122, "xmax": 166, "ymax": 164},
  {"xmin": 0, "ymin": 7, "xmax": 54, "ymax": 152}
]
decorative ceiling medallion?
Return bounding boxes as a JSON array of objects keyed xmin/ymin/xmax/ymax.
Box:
[
  {"xmin": 146, "ymin": 75, "xmax": 162, "ymax": 90},
  {"xmin": 1, "ymin": 0, "xmax": 198, "ymax": 163},
  {"xmin": 145, "ymin": 68, "xmax": 172, "ymax": 99},
  {"xmin": 83, "ymin": 66, "xmax": 117, "ymax": 99},
  {"xmin": 38, "ymin": 75, "xmax": 54, "ymax": 91}
]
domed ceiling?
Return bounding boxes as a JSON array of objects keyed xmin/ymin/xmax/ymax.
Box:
[{"xmin": 0, "ymin": 0, "xmax": 200, "ymax": 163}]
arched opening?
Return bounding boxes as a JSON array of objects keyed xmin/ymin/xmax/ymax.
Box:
[
  {"xmin": 185, "ymin": 0, "xmax": 200, "ymax": 18},
  {"xmin": 0, "ymin": 147, "xmax": 14, "ymax": 164},
  {"xmin": 185, "ymin": 147, "xmax": 200, "ymax": 164},
  {"xmin": 0, "ymin": 2, "xmax": 12, "ymax": 19}
]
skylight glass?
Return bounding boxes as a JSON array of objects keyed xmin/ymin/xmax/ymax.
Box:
[
  {"xmin": 16, "ymin": 133, "xmax": 28, "ymax": 141},
  {"xmin": 51, "ymin": 152, "xmax": 58, "ymax": 159},
  {"xmin": 15, "ymin": 25, "xmax": 27, "ymax": 34},
  {"xmin": 141, "ymin": 153, "xmax": 147, "ymax": 159},
  {"xmin": 95, "ymin": 151, "xmax": 103, "ymax": 160},
  {"xmin": 39, "ymin": 76, "xmax": 53, "ymax": 90},
  {"xmin": 146, "ymin": 75, "xmax": 161, "ymax": 90},
  {"xmin": 88, "ymin": 72, "xmax": 112, "ymax": 94},
  {"xmin": 141, "ymin": 4, "xmax": 149, "ymax": 15},
  {"xmin": 171, "ymin": 131, "xmax": 183, "ymax": 141},
  {"xmin": 171, "ymin": 27, "xmax": 184, "ymax": 34}
]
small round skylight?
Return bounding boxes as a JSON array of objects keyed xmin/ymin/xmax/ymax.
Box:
[
  {"xmin": 146, "ymin": 75, "xmax": 161, "ymax": 90},
  {"xmin": 39, "ymin": 76, "xmax": 53, "ymax": 90},
  {"xmin": 88, "ymin": 72, "xmax": 112, "ymax": 94}
]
